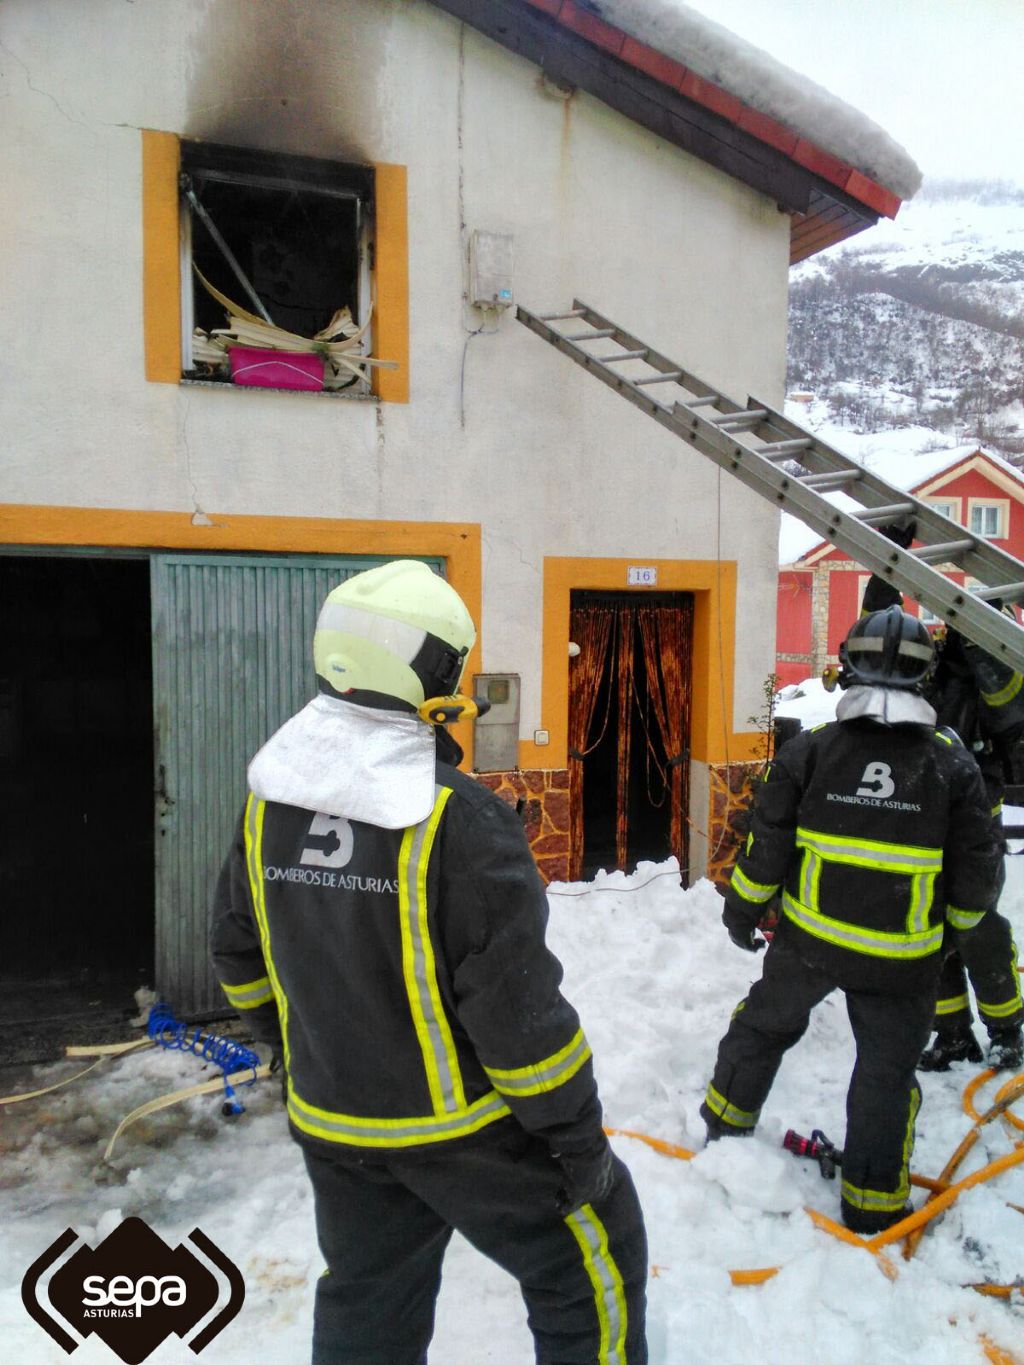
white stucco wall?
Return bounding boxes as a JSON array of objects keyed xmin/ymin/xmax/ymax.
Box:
[{"xmin": 1, "ymin": 0, "xmax": 787, "ymax": 747}]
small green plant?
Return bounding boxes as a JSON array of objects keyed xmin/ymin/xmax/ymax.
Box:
[{"xmin": 748, "ymin": 671, "xmax": 780, "ymax": 770}]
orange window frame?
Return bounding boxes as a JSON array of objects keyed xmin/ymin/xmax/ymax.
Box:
[{"xmin": 140, "ymin": 131, "xmax": 409, "ymax": 402}]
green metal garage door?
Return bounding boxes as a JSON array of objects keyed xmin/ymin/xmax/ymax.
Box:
[{"xmin": 151, "ymin": 553, "xmax": 441, "ymax": 1013}]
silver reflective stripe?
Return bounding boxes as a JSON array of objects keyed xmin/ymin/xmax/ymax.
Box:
[
  {"xmin": 935, "ymin": 992, "xmax": 970, "ymax": 1016},
  {"xmin": 486, "ymin": 1031, "xmax": 592, "ymax": 1096},
  {"xmin": 566, "ymin": 1205, "xmax": 627, "ymax": 1365},
  {"xmin": 800, "ymin": 848, "xmax": 821, "ymax": 911},
  {"xmin": 906, "ymin": 874, "xmax": 935, "ymax": 936},
  {"xmin": 782, "ymin": 892, "xmax": 942, "ymax": 959},
  {"xmin": 288, "ymin": 1089, "xmax": 510, "ymax": 1143},
  {"xmin": 400, "ymin": 787, "xmax": 464, "ymax": 1115},
  {"xmin": 846, "ymin": 637, "xmax": 931, "ymax": 662},
  {"xmin": 946, "ymin": 905, "xmax": 984, "ymax": 931},
  {"xmin": 315, "ymin": 600, "xmax": 427, "ymax": 664},
  {"xmin": 797, "ymin": 830, "xmax": 941, "ymax": 874},
  {"xmin": 730, "ymin": 864, "xmax": 778, "ymax": 905},
  {"xmin": 223, "ymin": 977, "xmax": 274, "ymax": 1008}
]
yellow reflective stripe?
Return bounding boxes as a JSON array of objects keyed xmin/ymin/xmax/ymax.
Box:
[
  {"xmin": 796, "ymin": 827, "xmax": 942, "ymax": 875},
  {"xmin": 565, "ymin": 1204, "xmax": 628, "ymax": 1365},
  {"xmin": 782, "ymin": 892, "xmax": 942, "ymax": 960},
  {"xmin": 840, "ymin": 1180, "xmax": 907, "ymax": 1213},
  {"xmin": 484, "ymin": 1028, "xmax": 592, "ymax": 1097},
  {"xmin": 935, "ymin": 993, "xmax": 970, "ymax": 1016},
  {"xmin": 982, "ymin": 671, "xmax": 1023, "ymax": 708},
  {"xmin": 399, "ymin": 787, "xmax": 466, "ymax": 1117},
  {"xmin": 946, "ymin": 905, "xmax": 985, "ymax": 931},
  {"xmin": 800, "ymin": 847, "xmax": 823, "ymax": 912},
  {"xmin": 842, "ymin": 1087, "xmax": 918, "ymax": 1214},
  {"xmin": 730, "ymin": 864, "xmax": 779, "ymax": 905},
  {"xmin": 906, "ymin": 874, "xmax": 935, "ymax": 936},
  {"xmin": 935, "ymin": 730, "xmax": 953, "ymax": 745},
  {"xmin": 704, "ymin": 1083, "xmax": 758, "ymax": 1129},
  {"xmin": 244, "ymin": 795, "xmax": 292, "ymax": 1074},
  {"xmin": 977, "ymin": 961, "xmax": 1023, "ymax": 1019},
  {"xmin": 991, "ymin": 800, "xmax": 1004, "ymax": 817},
  {"xmin": 220, "ymin": 976, "xmax": 274, "ymax": 1009},
  {"xmin": 287, "ymin": 1088, "xmax": 512, "ymax": 1148}
]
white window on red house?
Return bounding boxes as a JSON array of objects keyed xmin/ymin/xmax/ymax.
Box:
[{"xmin": 969, "ymin": 503, "xmax": 1004, "ymax": 539}]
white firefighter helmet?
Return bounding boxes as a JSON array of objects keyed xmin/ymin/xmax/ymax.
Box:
[{"xmin": 313, "ymin": 560, "xmax": 475, "ymax": 709}]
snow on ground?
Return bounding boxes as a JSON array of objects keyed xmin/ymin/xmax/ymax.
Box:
[{"xmin": 2, "ymin": 863, "xmax": 1023, "ymax": 1364}]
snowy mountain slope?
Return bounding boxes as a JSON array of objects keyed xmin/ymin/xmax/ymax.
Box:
[
  {"xmin": 1, "ymin": 864, "xmax": 1022, "ymax": 1363},
  {"xmin": 788, "ymin": 184, "xmax": 1024, "ymax": 461}
]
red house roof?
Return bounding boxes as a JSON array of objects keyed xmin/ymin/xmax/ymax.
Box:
[{"xmin": 433, "ymin": 0, "xmax": 910, "ymax": 261}]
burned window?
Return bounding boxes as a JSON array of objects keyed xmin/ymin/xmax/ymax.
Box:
[{"xmin": 180, "ymin": 141, "xmax": 376, "ymax": 392}]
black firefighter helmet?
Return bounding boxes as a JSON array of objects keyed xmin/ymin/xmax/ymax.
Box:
[{"xmin": 839, "ymin": 605, "xmax": 935, "ymax": 691}]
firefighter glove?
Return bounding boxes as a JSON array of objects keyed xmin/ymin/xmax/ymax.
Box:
[
  {"xmin": 553, "ymin": 1134, "xmax": 615, "ymax": 1216},
  {"xmin": 722, "ymin": 900, "xmax": 766, "ymax": 953}
]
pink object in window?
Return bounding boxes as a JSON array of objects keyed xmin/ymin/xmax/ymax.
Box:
[{"xmin": 229, "ymin": 347, "xmax": 325, "ymax": 391}]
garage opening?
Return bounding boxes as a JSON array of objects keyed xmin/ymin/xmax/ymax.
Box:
[
  {"xmin": 568, "ymin": 591, "xmax": 694, "ymax": 882},
  {"xmin": 0, "ymin": 555, "xmax": 154, "ymax": 1058}
]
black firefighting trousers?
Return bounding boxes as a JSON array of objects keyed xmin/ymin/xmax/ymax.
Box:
[
  {"xmin": 933, "ymin": 910, "xmax": 1022, "ymax": 1036},
  {"xmin": 299, "ymin": 1119, "xmax": 648, "ymax": 1365},
  {"xmin": 701, "ymin": 940, "xmax": 935, "ymax": 1233}
]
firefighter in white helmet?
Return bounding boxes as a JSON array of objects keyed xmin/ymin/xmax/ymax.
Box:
[{"xmin": 211, "ymin": 560, "xmax": 648, "ymax": 1364}]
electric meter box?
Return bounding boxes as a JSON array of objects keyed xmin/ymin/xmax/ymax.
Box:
[
  {"xmin": 472, "ymin": 673, "xmax": 521, "ymax": 772},
  {"xmin": 469, "ymin": 231, "xmax": 514, "ymax": 309}
]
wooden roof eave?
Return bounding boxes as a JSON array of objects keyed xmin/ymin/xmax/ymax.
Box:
[{"xmin": 431, "ymin": 0, "xmax": 881, "ymax": 258}]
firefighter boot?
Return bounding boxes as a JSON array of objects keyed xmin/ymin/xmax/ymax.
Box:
[
  {"xmin": 987, "ymin": 1026, "xmax": 1023, "ymax": 1071},
  {"xmin": 918, "ymin": 1025, "xmax": 983, "ymax": 1072}
]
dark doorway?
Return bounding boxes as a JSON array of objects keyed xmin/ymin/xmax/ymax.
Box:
[
  {"xmin": 0, "ymin": 556, "xmax": 154, "ymax": 1058},
  {"xmin": 569, "ymin": 591, "xmax": 694, "ymax": 882}
]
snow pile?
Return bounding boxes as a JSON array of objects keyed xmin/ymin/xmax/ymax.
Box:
[
  {"xmin": 590, "ymin": 0, "xmax": 922, "ymax": 198},
  {"xmin": 775, "ymin": 676, "xmax": 839, "ymax": 729},
  {"xmin": 1, "ymin": 864, "xmax": 1023, "ymax": 1362}
]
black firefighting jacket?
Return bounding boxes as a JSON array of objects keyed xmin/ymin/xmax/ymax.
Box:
[
  {"xmin": 726, "ymin": 712, "xmax": 1004, "ymax": 994},
  {"xmin": 210, "ymin": 748, "xmax": 601, "ymax": 1157}
]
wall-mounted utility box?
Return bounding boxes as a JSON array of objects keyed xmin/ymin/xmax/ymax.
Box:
[
  {"xmin": 473, "ymin": 673, "xmax": 520, "ymax": 772},
  {"xmin": 469, "ymin": 231, "xmax": 514, "ymax": 309}
]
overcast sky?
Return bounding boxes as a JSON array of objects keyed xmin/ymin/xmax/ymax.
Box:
[{"xmin": 685, "ymin": 0, "xmax": 1024, "ymax": 187}]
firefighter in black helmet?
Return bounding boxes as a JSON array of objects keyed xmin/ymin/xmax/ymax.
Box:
[
  {"xmin": 701, "ymin": 606, "xmax": 1003, "ymax": 1233},
  {"xmin": 862, "ymin": 556, "xmax": 1023, "ymax": 1072},
  {"xmin": 210, "ymin": 561, "xmax": 648, "ymax": 1365}
]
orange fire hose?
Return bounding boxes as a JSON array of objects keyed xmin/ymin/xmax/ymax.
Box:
[
  {"xmin": 903, "ymin": 1070, "xmax": 1024, "ymax": 1260},
  {"xmin": 606, "ymin": 1074, "xmax": 1024, "ymax": 1352}
]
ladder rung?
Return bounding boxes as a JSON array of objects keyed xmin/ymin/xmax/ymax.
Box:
[
  {"xmin": 762, "ymin": 438, "xmax": 813, "ymax": 456},
  {"xmin": 596, "ymin": 349, "xmax": 648, "ymax": 362},
  {"xmin": 680, "ymin": 395, "xmax": 721, "ymax": 409},
  {"xmin": 564, "ymin": 328, "xmax": 617, "ymax": 340},
  {"xmin": 971, "ymin": 583, "xmax": 1024, "ymax": 603},
  {"xmin": 538, "ymin": 308, "xmax": 586, "ymax": 320},
  {"xmin": 635, "ymin": 371, "xmax": 683, "ymax": 386},
  {"xmin": 853, "ymin": 503, "xmax": 917, "ymax": 524},
  {"xmin": 800, "ymin": 470, "xmax": 861, "ymax": 489},
  {"xmin": 710, "ymin": 407, "xmax": 769, "ymax": 425},
  {"xmin": 913, "ymin": 539, "xmax": 977, "ymax": 564}
]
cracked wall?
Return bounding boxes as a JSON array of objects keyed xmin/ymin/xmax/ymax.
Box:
[{"xmin": 3, "ymin": 0, "xmax": 788, "ymax": 871}]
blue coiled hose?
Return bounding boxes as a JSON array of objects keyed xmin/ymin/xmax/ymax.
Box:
[{"xmin": 147, "ymin": 1003, "xmax": 261, "ymax": 1114}]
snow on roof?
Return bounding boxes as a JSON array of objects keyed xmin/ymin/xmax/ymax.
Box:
[
  {"xmin": 590, "ymin": 0, "xmax": 922, "ymax": 199},
  {"xmin": 778, "ymin": 430, "xmax": 1017, "ymax": 565}
]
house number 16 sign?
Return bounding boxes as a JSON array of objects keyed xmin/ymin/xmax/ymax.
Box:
[{"xmin": 627, "ymin": 566, "xmax": 658, "ymax": 586}]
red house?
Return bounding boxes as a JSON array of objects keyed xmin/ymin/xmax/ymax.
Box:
[{"xmin": 777, "ymin": 447, "xmax": 1024, "ymax": 687}]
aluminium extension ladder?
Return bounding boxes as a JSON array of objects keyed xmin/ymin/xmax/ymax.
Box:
[{"xmin": 517, "ymin": 300, "xmax": 1024, "ymax": 673}]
